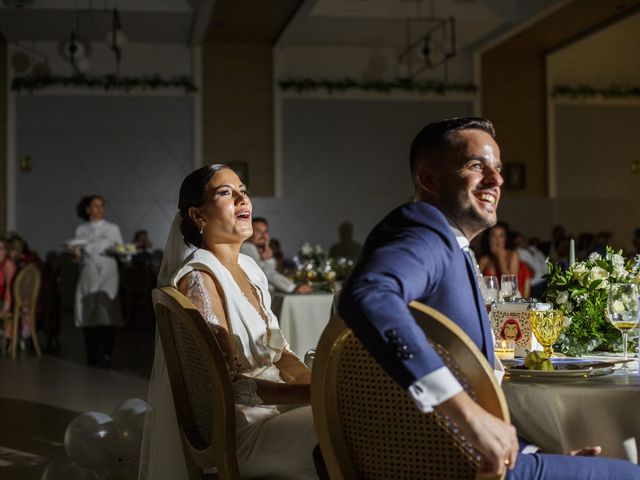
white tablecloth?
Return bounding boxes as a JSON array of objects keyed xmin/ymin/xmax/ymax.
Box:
[
  {"xmin": 271, "ymin": 293, "xmax": 334, "ymax": 358},
  {"xmin": 503, "ymin": 359, "xmax": 640, "ymax": 461}
]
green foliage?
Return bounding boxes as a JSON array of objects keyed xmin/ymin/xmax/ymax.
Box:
[
  {"xmin": 278, "ymin": 77, "xmax": 477, "ymax": 95},
  {"xmin": 544, "ymin": 247, "xmax": 638, "ymax": 356},
  {"xmin": 11, "ymin": 74, "xmax": 197, "ymax": 93},
  {"xmin": 553, "ymin": 85, "xmax": 640, "ymax": 99}
]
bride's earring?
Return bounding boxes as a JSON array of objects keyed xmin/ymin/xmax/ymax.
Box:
[{"xmin": 200, "ymin": 223, "xmax": 205, "ymax": 235}]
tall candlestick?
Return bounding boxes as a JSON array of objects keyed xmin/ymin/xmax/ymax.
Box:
[{"xmin": 569, "ymin": 238, "xmax": 575, "ymax": 267}]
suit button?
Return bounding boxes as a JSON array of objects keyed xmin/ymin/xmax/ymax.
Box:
[
  {"xmin": 402, "ymin": 353, "xmax": 414, "ymax": 360},
  {"xmin": 385, "ymin": 329, "xmax": 398, "ymax": 339}
]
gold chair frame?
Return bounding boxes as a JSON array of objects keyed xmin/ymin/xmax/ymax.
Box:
[
  {"xmin": 153, "ymin": 286, "xmax": 240, "ymax": 480},
  {"xmin": 3, "ymin": 263, "xmax": 42, "ymax": 358},
  {"xmin": 311, "ymin": 300, "xmax": 510, "ymax": 480}
]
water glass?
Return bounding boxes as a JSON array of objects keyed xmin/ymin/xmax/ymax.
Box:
[
  {"xmin": 500, "ymin": 274, "xmax": 518, "ymax": 301},
  {"xmin": 607, "ymin": 283, "xmax": 639, "ymax": 370},
  {"xmin": 479, "ymin": 275, "xmax": 499, "ymax": 308}
]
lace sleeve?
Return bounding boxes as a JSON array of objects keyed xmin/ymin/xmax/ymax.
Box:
[{"xmin": 181, "ymin": 270, "xmax": 264, "ymax": 406}]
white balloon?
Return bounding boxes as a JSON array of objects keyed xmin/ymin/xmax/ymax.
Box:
[
  {"xmin": 65, "ymin": 412, "xmax": 119, "ymax": 470},
  {"xmin": 41, "ymin": 457, "xmax": 95, "ymax": 480},
  {"xmin": 111, "ymin": 399, "xmax": 150, "ymax": 463}
]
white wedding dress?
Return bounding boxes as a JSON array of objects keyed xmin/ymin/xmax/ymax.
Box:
[{"xmin": 138, "ymin": 246, "xmax": 318, "ymax": 480}]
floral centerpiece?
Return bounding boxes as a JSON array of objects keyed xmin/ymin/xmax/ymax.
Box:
[
  {"xmin": 545, "ymin": 247, "xmax": 639, "ymax": 356},
  {"xmin": 294, "ymin": 242, "xmax": 354, "ymax": 290}
]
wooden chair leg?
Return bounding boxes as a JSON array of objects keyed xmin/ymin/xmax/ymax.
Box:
[
  {"xmin": 28, "ymin": 311, "xmax": 42, "ymax": 356},
  {"xmin": 11, "ymin": 314, "xmax": 19, "ymax": 359}
]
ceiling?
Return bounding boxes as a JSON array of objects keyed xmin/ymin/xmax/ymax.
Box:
[{"xmin": 0, "ymin": 0, "xmax": 561, "ymax": 49}]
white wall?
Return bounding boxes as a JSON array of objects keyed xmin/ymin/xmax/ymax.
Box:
[
  {"xmin": 253, "ymin": 95, "xmax": 474, "ymax": 256},
  {"xmin": 15, "ymin": 95, "xmax": 194, "ymax": 256}
]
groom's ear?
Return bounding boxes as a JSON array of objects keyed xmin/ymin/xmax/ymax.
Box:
[{"xmin": 188, "ymin": 206, "xmax": 204, "ymax": 225}]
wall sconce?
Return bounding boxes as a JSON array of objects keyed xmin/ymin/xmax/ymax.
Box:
[{"xmin": 631, "ymin": 159, "xmax": 640, "ymax": 174}]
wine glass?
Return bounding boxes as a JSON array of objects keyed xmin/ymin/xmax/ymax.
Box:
[
  {"xmin": 530, "ymin": 309, "xmax": 564, "ymax": 357},
  {"xmin": 479, "ymin": 275, "xmax": 499, "ymax": 311},
  {"xmin": 607, "ymin": 283, "xmax": 639, "ymax": 370},
  {"xmin": 500, "ymin": 274, "xmax": 518, "ymax": 302}
]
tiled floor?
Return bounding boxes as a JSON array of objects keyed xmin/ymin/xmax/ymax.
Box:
[{"xmin": 0, "ymin": 310, "xmax": 154, "ymax": 480}]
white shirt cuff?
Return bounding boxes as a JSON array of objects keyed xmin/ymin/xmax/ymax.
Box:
[
  {"xmin": 493, "ymin": 354, "xmax": 505, "ymax": 385},
  {"xmin": 522, "ymin": 444, "xmax": 541, "ymax": 454},
  {"xmin": 408, "ymin": 367, "xmax": 463, "ymax": 413}
]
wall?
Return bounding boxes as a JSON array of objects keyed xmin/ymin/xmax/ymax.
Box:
[
  {"xmin": 0, "ymin": 40, "xmax": 6, "ymax": 232},
  {"xmin": 252, "ymin": 95, "xmax": 473, "ymax": 255},
  {"xmin": 15, "ymin": 95, "xmax": 193, "ymax": 256},
  {"xmin": 201, "ymin": 42, "xmax": 274, "ymax": 196}
]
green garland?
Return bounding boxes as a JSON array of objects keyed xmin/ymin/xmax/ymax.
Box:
[
  {"xmin": 11, "ymin": 74, "xmax": 197, "ymax": 93},
  {"xmin": 553, "ymin": 84, "xmax": 640, "ymax": 99},
  {"xmin": 278, "ymin": 77, "xmax": 477, "ymax": 95}
]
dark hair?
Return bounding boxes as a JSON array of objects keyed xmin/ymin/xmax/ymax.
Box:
[
  {"xmin": 480, "ymin": 220, "xmax": 510, "ymax": 256},
  {"xmin": 409, "ymin": 117, "xmax": 495, "ymax": 180},
  {"xmin": 252, "ymin": 216, "xmax": 268, "ymax": 225},
  {"xmin": 178, "ymin": 164, "xmax": 231, "ymax": 247},
  {"xmin": 76, "ymin": 195, "xmax": 104, "ymax": 221},
  {"xmin": 134, "ymin": 230, "xmax": 148, "ymax": 241}
]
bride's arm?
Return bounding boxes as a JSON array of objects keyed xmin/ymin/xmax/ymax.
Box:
[{"xmin": 177, "ymin": 270, "xmax": 310, "ymax": 405}]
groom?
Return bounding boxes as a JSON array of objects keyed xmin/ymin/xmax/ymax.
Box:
[{"xmin": 337, "ymin": 117, "xmax": 640, "ymax": 479}]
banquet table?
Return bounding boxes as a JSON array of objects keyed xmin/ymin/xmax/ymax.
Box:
[
  {"xmin": 271, "ymin": 292, "xmax": 334, "ymax": 358},
  {"xmin": 503, "ymin": 359, "xmax": 640, "ymax": 461}
]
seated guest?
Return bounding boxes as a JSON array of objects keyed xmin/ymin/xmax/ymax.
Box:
[
  {"xmin": 338, "ymin": 117, "xmax": 640, "ymax": 479},
  {"xmin": 139, "ymin": 164, "xmax": 318, "ymax": 480},
  {"xmin": 7, "ymin": 234, "xmax": 42, "ymax": 269},
  {"xmin": 329, "ymin": 221, "xmax": 362, "ymax": 261},
  {"xmin": 0, "ymin": 238, "xmax": 17, "ymax": 346},
  {"xmin": 512, "ymin": 231, "xmax": 547, "ymax": 299},
  {"xmin": 269, "ymin": 237, "xmax": 287, "ymax": 273},
  {"xmin": 241, "ymin": 217, "xmax": 312, "ymax": 294},
  {"xmin": 478, "ymin": 221, "xmax": 531, "ymax": 298}
]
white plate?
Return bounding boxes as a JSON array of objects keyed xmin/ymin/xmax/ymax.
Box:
[
  {"xmin": 65, "ymin": 239, "xmax": 88, "ymax": 247},
  {"xmin": 506, "ymin": 366, "xmax": 614, "ymax": 380}
]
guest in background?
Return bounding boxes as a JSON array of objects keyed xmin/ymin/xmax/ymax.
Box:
[
  {"xmin": 512, "ymin": 232, "xmax": 547, "ymax": 299},
  {"xmin": 269, "ymin": 237, "xmax": 287, "ymax": 273},
  {"xmin": 7, "ymin": 234, "xmax": 42, "ymax": 270},
  {"xmin": 628, "ymin": 228, "xmax": 640, "ymax": 259},
  {"xmin": 70, "ymin": 195, "xmax": 123, "ymax": 367},
  {"xmin": 577, "ymin": 232, "xmax": 595, "ymax": 261},
  {"xmin": 123, "ymin": 229, "xmax": 154, "ymax": 328},
  {"xmin": 241, "ymin": 217, "xmax": 312, "ymax": 294},
  {"xmin": 0, "ymin": 238, "xmax": 17, "ymax": 348},
  {"xmin": 329, "ymin": 221, "xmax": 362, "ymax": 261},
  {"xmin": 478, "ymin": 222, "xmax": 531, "ymax": 298},
  {"xmin": 593, "ymin": 231, "xmax": 614, "ymax": 257}
]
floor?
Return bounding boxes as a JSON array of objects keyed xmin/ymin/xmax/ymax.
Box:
[{"xmin": 0, "ymin": 309, "xmax": 155, "ymax": 480}]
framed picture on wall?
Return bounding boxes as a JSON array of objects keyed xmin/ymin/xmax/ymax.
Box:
[
  {"xmin": 503, "ymin": 163, "xmax": 526, "ymax": 190},
  {"xmin": 228, "ymin": 162, "xmax": 249, "ymax": 188}
]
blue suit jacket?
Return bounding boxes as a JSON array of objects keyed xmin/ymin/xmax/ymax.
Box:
[{"xmin": 338, "ymin": 201, "xmax": 494, "ymax": 390}]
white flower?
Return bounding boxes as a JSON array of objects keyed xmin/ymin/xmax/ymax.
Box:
[
  {"xmin": 575, "ymin": 293, "xmax": 588, "ymax": 305},
  {"xmin": 314, "ymin": 244, "xmax": 324, "ymax": 254},
  {"xmin": 598, "ymin": 279, "xmax": 609, "ymax": 290},
  {"xmin": 572, "ymin": 263, "xmax": 588, "ymax": 281},
  {"xmin": 613, "ymin": 266, "xmax": 628, "ymax": 280},
  {"xmin": 564, "ymin": 301, "xmax": 574, "ymax": 312},
  {"xmin": 611, "ymin": 254, "xmax": 625, "ymax": 268},
  {"xmin": 611, "ymin": 299, "xmax": 626, "ymax": 314},
  {"xmin": 556, "ymin": 291, "xmax": 569, "ymax": 304},
  {"xmin": 588, "ymin": 266, "xmax": 609, "ymax": 285},
  {"xmin": 562, "ymin": 315, "xmax": 573, "ymax": 328},
  {"xmin": 300, "ymin": 243, "xmax": 313, "ymax": 256},
  {"xmin": 588, "ymin": 252, "xmax": 602, "ymax": 262}
]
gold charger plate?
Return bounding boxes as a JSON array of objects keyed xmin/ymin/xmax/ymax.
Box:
[{"xmin": 506, "ymin": 366, "xmax": 614, "ymax": 381}]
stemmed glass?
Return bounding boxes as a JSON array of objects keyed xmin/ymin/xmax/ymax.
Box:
[
  {"xmin": 530, "ymin": 310, "xmax": 564, "ymax": 357},
  {"xmin": 479, "ymin": 275, "xmax": 499, "ymax": 312},
  {"xmin": 607, "ymin": 283, "xmax": 639, "ymax": 370},
  {"xmin": 500, "ymin": 274, "xmax": 518, "ymax": 302}
]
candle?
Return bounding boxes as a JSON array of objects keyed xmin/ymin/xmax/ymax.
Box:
[
  {"xmin": 495, "ymin": 339, "xmax": 515, "ymax": 360},
  {"xmin": 569, "ymin": 238, "xmax": 575, "ymax": 267}
]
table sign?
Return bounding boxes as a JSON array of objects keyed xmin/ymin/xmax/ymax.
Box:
[{"xmin": 490, "ymin": 301, "xmax": 546, "ymax": 357}]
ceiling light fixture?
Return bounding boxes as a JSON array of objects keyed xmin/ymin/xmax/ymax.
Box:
[{"xmin": 398, "ymin": 16, "xmax": 456, "ymax": 80}]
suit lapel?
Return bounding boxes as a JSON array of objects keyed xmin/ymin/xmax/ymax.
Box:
[{"xmin": 462, "ymin": 249, "xmax": 495, "ymax": 367}]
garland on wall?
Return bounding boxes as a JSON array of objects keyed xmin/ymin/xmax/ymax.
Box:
[
  {"xmin": 278, "ymin": 77, "xmax": 477, "ymax": 95},
  {"xmin": 553, "ymin": 85, "xmax": 640, "ymax": 99},
  {"xmin": 11, "ymin": 74, "xmax": 197, "ymax": 93}
]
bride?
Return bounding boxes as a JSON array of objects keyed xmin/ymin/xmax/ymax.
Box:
[{"xmin": 139, "ymin": 164, "xmax": 318, "ymax": 479}]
